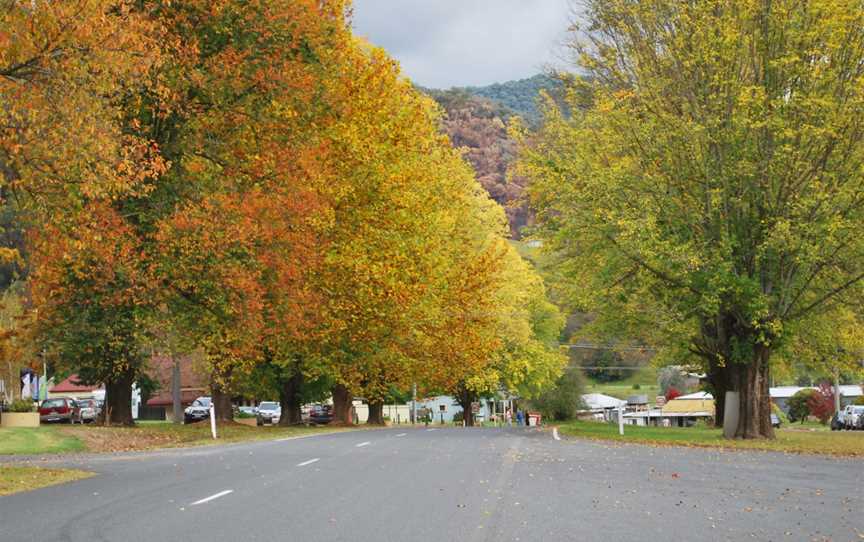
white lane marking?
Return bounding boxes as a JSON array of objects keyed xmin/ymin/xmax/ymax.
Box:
[
  {"xmin": 356, "ymin": 441, "xmax": 371, "ymax": 447},
  {"xmin": 553, "ymin": 427, "xmax": 561, "ymax": 441},
  {"xmin": 426, "ymin": 428, "xmax": 436, "ymax": 432},
  {"xmin": 276, "ymin": 437, "xmax": 297, "ymax": 442},
  {"xmin": 396, "ymin": 433, "xmax": 407, "ymax": 437},
  {"xmin": 297, "ymin": 458, "xmax": 320, "ymax": 467},
  {"xmin": 190, "ymin": 489, "xmax": 233, "ymax": 506}
]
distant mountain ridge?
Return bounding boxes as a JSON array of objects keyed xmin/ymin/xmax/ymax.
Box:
[{"xmin": 456, "ymin": 74, "xmax": 561, "ymax": 121}]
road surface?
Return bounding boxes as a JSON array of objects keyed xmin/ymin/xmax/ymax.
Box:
[{"xmin": 1, "ymin": 427, "xmax": 862, "ymax": 541}]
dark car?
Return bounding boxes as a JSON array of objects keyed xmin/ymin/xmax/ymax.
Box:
[
  {"xmin": 184, "ymin": 397, "xmax": 212, "ymax": 424},
  {"xmin": 831, "ymin": 412, "xmax": 843, "ymax": 431},
  {"xmin": 309, "ymin": 404, "xmax": 333, "ymax": 425},
  {"xmin": 39, "ymin": 397, "xmax": 76, "ymax": 423}
]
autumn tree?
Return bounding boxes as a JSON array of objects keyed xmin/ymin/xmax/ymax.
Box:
[{"xmin": 518, "ymin": 0, "xmax": 864, "ymax": 438}]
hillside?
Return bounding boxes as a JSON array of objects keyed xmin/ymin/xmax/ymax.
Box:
[{"xmin": 459, "ymin": 74, "xmax": 561, "ymax": 121}]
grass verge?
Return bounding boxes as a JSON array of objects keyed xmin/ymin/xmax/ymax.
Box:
[
  {"xmin": 556, "ymin": 420, "xmax": 864, "ymax": 457},
  {"xmin": 56, "ymin": 421, "xmax": 353, "ymax": 453},
  {"xmin": 0, "ymin": 466, "xmax": 93, "ymax": 496},
  {"xmin": 0, "ymin": 427, "xmax": 85, "ymax": 455}
]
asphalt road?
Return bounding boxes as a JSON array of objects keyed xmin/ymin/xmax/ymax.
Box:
[{"xmin": 1, "ymin": 427, "xmax": 862, "ymax": 542}]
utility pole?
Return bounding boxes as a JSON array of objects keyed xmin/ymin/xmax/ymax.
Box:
[
  {"xmin": 172, "ymin": 356, "xmax": 182, "ymax": 425},
  {"xmin": 833, "ymin": 367, "xmax": 842, "ymax": 415},
  {"xmin": 412, "ymin": 382, "xmax": 417, "ymax": 425}
]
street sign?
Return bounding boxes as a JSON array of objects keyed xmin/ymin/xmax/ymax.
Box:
[{"xmin": 471, "ymin": 402, "xmax": 480, "ymax": 414}]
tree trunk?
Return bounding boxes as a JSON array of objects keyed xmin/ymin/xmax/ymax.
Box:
[
  {"xmin": 279, "ymin": 371, "xmax": 304, "ymax": 426},
  {"xmin": 211, "ymin": 384, "xmax": 233, "ymax": 423},
  {"xmin": 707, "ymin": 358, "xmax": 728, "ymax": 428},
  {"xmin": 456, "ymin": 386, "xmax": 475, "ymax": 427},
  {"xmin": 102, "ymin": 370, "xmax": 134, "ymax": 426},
  {"xmin": 729, "ymin": 346, "xmax": 775, "ymax": 439},
  {"xmin": 331, "ymin": 384, "xmax": 354, "ymax": 425},
  {"xmin": 367, "ymin": 401, "xmax": 385, "ymax": 425}
]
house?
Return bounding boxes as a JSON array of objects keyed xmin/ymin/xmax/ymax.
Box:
[
  {"xmin": 618, "ymin": 391, "xmax": 714, "ymax": 427},
  {"xmin": 49, "ymin": 375, "xmax": 103, "ymax": 400},
  {"xmin": 580, "ymin": 393, "xmax": 627, "ymax": 420},
  {"xmin": 771, "ymin": 385, "xmax": 863, "ymax": 414},
  {"xmin": 143, "ymin": 355, "xmax": 209, "ymax": 421}
]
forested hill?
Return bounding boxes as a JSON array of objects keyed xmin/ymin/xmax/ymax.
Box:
[
  {"xmin": 420, "ymin": 74, "xmax": 560, "ymax": 238},
  {"xmin": 458, "ymin": 74, "xmax": 561, "ymax": 121}
]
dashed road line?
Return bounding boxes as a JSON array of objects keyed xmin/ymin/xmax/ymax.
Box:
[
  {"xmin": 426, "ymin": 428, "xmax": 436, "ymax": 432},
  {"xmin": 190, "ymin": 490, "xmax": 233, "ymax": 506},
  {"xmin": 297, "ymin": 458, "xmax": 320, "ymax": 467},
  {"xmin": 396, "ymin": 433, "xmax": 407, "ymax": 437},
  {"xmin": 356, "ymin": 441, "xmax": 371, "ymax": 447}
]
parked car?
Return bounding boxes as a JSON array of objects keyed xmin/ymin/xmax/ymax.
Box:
[
  {"xmin": 238, "ymin": 406, "xmax": 257, "ymax": 416},
  {"xmin": 830, "ymin": 412, "xmax": 843, "ymax": 431},
  {"xmin": 39, "ymin": 397, "xmax": 76, "ymax": 424},
  {"xmin": 770, "ymin": 413, "xmax": 781, "ymax": 428},
  {"xmin": 73, "ymin": 398, "xmax": 100, "ymax": 424},
  {"xmin": 183, "ymin": 396, "xmax": 212, "ymax": 424},
  {"xmin": 841, "ymin": 405, "xmax": 864, "ymax": 430},
  {"xmin": 256, "ymin": 402, "xmax": 281, "ymax": 426},
  {"xmin": 308, "ymin": 404, "xmax": 333, "ymax": 425}
]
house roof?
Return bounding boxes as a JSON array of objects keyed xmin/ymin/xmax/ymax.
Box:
[
  {"xmin": 50, "ymin": 375, "xmax": 103, "ymax": 393},
  {"xmin": 770, "ymin": 386, "xmax": 811, "ymax": 398},
  {"xmin": 146, "ymin": 354, "xmax": 209, "ymax": 393},
  {"xmin": 677, "ymin": 391, "xmax": 713, "ymax": 400},
  {"xmin": 582, "ymin": 393, "xmax": 627, "ymax": 410},
  {"xmin": 769, "ymin": 385, "xmax": 862, "ymax": 398}
]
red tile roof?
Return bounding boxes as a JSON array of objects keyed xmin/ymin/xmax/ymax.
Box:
[{"xmin": 50, "ymin": 375, "xmax": 103, "ymax": 393}]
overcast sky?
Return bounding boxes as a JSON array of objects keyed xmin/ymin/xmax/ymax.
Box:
[{"xmin": 351, "ymin": 0, "xmax": 573, "ymax": 88}]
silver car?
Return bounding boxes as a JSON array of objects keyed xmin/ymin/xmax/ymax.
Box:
[
  {"xmin": 256, "ymin": 402, "xmax": 281, "ymax": 426},
  {"xmin": 73, "ymin": 398, "xmax": 100, "ymax": 424}
]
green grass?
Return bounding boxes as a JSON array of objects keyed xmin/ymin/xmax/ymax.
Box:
[
  {"xmin": 0, "ymin": 427, "xmax": 85, "ymax": 455},
  {"xmin": 58, "ymin": 421, "xmax": 356, "ymax": 453},
  {"xmin": 586, "ymin": 365, "xmax": 660, "ymax": 403},
  {"xmin": 0, "ymin": 466, "xmax": 93, "ymax": 496},
  {"xmin": 557, "ymin": 420, "xmax": 864, "ymax": 456}
]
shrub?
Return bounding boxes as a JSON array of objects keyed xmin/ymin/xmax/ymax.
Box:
[
  {"xmin": 529, "ymin": 369, "xmax": 585, "ymax": 421},
  {"xmin": 807, "ymin": 382, "xmax": 835, "ymax": 424},
  {"xmin": 771, "ymin": 402, "xmax": 789, "ymax": 425},
  {"xmin": 235, "ymin": 410, "xmax": 255, "ymax": 419},
  {"xmin": 665, "ymin": 387, "xmax": 682, "ymax": 401},
  {"xmin": 658, "ymin": 366, "xmax": 686, "ymax": 395},
  {"xmin": 632, "ymin": 384, "xmax": 641, "ymax": 390},
  {"xmin": 855, "ymin": 395, "xmax": 864, "ymax": 406},
  {"xmin": 8, "ymin": 399, "xmax": 36, "ymax": 413},
  {"xmin": 452, "ymin": 411, "xmax": 464, "ymax": 423},
  {"xmin": 788, "ymin": 389, "xmax": 816, "ymax": 423}
]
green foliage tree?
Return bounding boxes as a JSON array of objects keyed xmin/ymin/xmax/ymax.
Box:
[
  {"xmin": 787, "ymin": 389, "xmax": 816, "ymax": 424},
  {"xmin": 517, "ymin": 0, "xmax": 864, "ymax": 439},
  {"xmin": 529, "ymin": 369, "xmax": 585, "ymax": 421}
]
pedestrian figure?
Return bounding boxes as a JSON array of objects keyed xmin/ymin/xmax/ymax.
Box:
[
  {"xmin": 516, "ymin": 409, "xmax": 524, "ymax": 426},
  {"xmin": 505, "ymin": 408, "xmax": 512, "ymax": 426}
]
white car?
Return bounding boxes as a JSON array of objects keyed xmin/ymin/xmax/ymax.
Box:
[
  {"xmin": 256, "ymin": 402, "xmax": 281, "ymax": 426},
  {"xmin": 841, "ymin": 405, "xmax": 864, "ymax": 429}
]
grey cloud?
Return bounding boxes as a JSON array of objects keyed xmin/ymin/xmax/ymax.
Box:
[{"xmin": 351, "ymin": 0, "xmax": 572, "ymax": 88}]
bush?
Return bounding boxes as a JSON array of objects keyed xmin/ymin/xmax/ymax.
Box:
[
  {"xmin": 771, "ymin": 402, "xmax": 789, "ymax": 425},
  {"xmin": 235, "ymin": 410, "xmax": 255, "ymax": 419},
  {"xmin": 452, "ymin": 411, "xmax": 464, "ymax": 423},
  {"xmin": 8, "ymin": 399, "xmax": 36, "ymax": 413},
  {"xmin": 529, "ymin": 369, "xmax": 585, "ymax": 421},
  {"xmin": 788, "ymin": 389, "xmax": 816, "ymax": 423},
  {"xmin": 665, "ymin": 387, "xmax": 682, "ymax": 401},
  {"xmin": 632, "ymin": 384, "xmax": 641, "ymax": 390},
  {"xmin": 807, "ymin": 382, "xmax": 835, "ymax": 424},
  {"xmin": 658, "ymin": 366, "xmax": 686, "ymax": 395}
]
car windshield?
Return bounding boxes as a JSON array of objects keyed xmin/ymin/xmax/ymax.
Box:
[
  {"xmin": 42, "ymin": 399, "xmax": 65, "ymax": 408},
  {"xmin": 77, "ymin": 401, "xmax": 93, "ymax": 408},
  {"xmin": 193, "ymin": 398, "xmax": 211, "ymax": 407},
  {"xmin": 259, "ymin": 402, "xmax": 278, "ymax": 411}
]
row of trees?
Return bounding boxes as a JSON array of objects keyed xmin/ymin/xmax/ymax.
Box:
[
  {"xmin": 517, "ymin": 0, "xmax": 864, "ymax": 438},
  {"xmin": 1, "ymin": 0, "xmax": 566, "ymax": 425}
]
